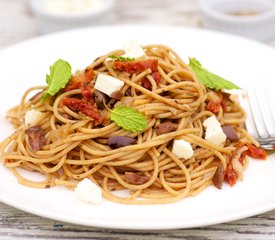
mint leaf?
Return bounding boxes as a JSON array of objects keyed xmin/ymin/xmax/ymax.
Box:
[
  {"xmin": 188, "ymin": 58, "xmax": 240, "ymax": 90},
  {"xmin": 110, "ymin": 106, "xmax": 147, "ymax": 132},
  {"xmin": 42, "ymin": 59, "xmax": 72, "ymax": 101},
  {"xmin": 108, "ymin": 55, "xmax": 135, "ymax": 61}
]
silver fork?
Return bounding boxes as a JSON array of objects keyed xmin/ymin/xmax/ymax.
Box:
[{"xmin": 239, "ymin": 83, "xmax": 275, "ymax": 150}]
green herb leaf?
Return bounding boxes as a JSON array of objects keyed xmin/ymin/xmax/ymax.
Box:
[
  {"xmin": 110, "ymin": 106, "xmax": 147, "ymax": 132},
  {"xmin": 188, "ymin": 58, "xmax": 240, "ymax": 90},
  {"xmin": 108, "ymin": 55, "xmax": 135, "ymax": 61},
  {"xmin": 41, "ymin": 59, "xmax": 72, "ymax": 101}
]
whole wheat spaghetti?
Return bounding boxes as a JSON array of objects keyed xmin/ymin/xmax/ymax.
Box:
[{"xmin": 0, "ymin": 44, "xmax": 266, "ymax": 204}]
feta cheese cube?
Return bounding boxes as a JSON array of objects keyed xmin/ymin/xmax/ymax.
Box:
[
  {"xmin": 203, "ymin": 115, "xmax": 220, "ymax": 129},
  {"xmin": 94, "ymin": 73, "xmax": 124, "ymax": 97},
  {"xmin": 24, "ymin": 109, "xmax": 43, "ymax": 126},
  {"xmin": 205, "ymin": 128, "xmax": 227, "ymax": 146},
  {"xmin": 75, "ymin": 178, "xmax": 102, "ymax": 205},
  {"xmin": 122, "ymin": 39, "xmax": 145, "ymax": 59},
  {"xmin": 172, "ymin": 139, "xmax": 194, "ymax": 159},
  {"xmin": 203, "ymin": 115, "xmax": 226, "ymax": 146}
]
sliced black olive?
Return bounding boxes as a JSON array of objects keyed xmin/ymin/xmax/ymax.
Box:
[
  {"xmin": 108, "ymin": 136, "xmax": 136, "ymax": 149},
  {"xmin": 94, "ymin": 90, "xmax": 108, "ymax": 109},
  {"xmin": 222, "ymin": 124, "xmax": 239, "ymax": 141}
]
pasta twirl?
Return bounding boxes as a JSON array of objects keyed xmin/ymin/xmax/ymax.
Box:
[{"xmin": 0, "ymin": 44, "xmax": 266, "ymax": 204}]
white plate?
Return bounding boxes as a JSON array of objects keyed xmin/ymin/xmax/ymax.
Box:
[{"xmin": 0, "ymin": 25, "xmax": 275, "ymax": 230}]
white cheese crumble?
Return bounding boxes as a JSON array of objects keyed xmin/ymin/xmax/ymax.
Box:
[
  {"xmin": 122, "ymin": 39, "xmax": 145, "ymax": 59},
  {"xmin": 203, "ymin": 115, "xmax": 226, "ymax": 146},
  {"xmin": 24, "ymin": 109, "xmax": 43, "ymax": 126},
  {"xmin": 172, "ymin": 139, "xmax": 194, "ymax": 159},
  {"xmin": 94, "ymin": 73, "xmax": 124, "ymax": 97},
  {"xmin": 75, "ymin": 178, "xmax": 102, "ymax": 204}
]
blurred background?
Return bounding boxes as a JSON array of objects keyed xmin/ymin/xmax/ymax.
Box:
[
  {"xmin": 0, "ymin": 0, "xmax": 199, "ymax": 48},
  {"xmin": 2, "ymin": 0, "xmax": 275, "ymax": 49}
]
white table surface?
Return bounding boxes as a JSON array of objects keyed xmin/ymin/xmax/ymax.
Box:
[{"xmin": 1, "ymin": 0, "xmax": 275, "ymax": 239}]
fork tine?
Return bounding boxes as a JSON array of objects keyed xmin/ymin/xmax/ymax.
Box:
[
  {"xmin": 239, "ymin": 85, "xmax": 275, "ymax": 150},
  {"xmin": 257, "ymin": 84, "xmax": 275, "ymax": 137},
  {"xmin": 264, "ymin": 84, "xmax": 275, "ymax": 130},
  {"xmin": 246, "ymin": 85, "xmax": 269, "ymax": 138},
  {"xmin": 239, "ymin": 90, "xmax": 258, "ymax": 138}
]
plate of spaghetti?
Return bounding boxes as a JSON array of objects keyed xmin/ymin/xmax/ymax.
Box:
[{"xmin": 0, "ymin": 25, "xmax": 275, "ymax": 229}]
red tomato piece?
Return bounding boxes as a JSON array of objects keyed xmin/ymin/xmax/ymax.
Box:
[
  {"xmin": 206, "ymin": 101, "xmax": 221, "ymax": 113},
  {"xmin": 151, "ymin": 71, "xmax": 161, "ymax": 84},
  {"xmin": 142, "ymin": 78, "xmax": 152, "ymax": 90},
  {"xmin": 64, "ymin": 68, "xmax": 94, "ymax": 92},
  {"xmin": 81, "ymin": 82, "xmax": 94, "ymax": 101},
  {"xmin": 142, "ymin": 71, "xmax": 161, "ymax": 90},
  {"xmin": 246, "ymin": 144, "xmax": 267, "ymax": 160},
  {"xmin": 224, "ymin": 164, "xmax": 238, "ymax": 187},
  {"xmin": 63, "ymin": 97, "xmax": 102, "ymax": 124},
  {"xmin": 113, "ymin": 59, "xmax": 158, "ymax": 74}
]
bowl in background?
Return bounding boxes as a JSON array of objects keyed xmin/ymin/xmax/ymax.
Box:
[
  {"xmin": 29, "ymin": 0, "xmax": 115, "ymax": 34},
  {"xmin": 199, "ymin": 0, "xmax": 275, "ymax": 41}
]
